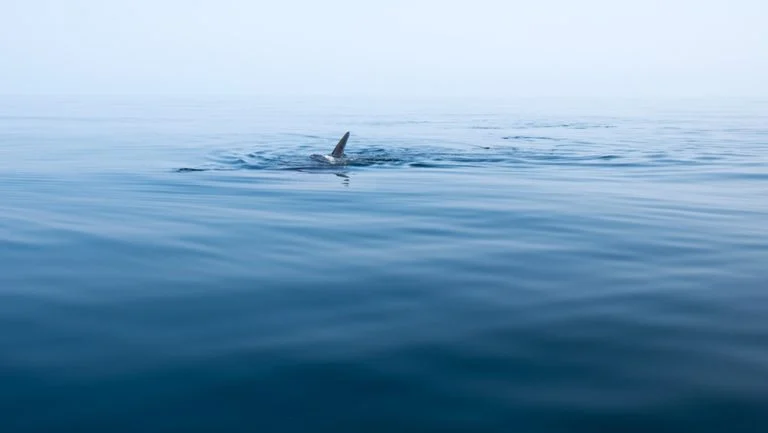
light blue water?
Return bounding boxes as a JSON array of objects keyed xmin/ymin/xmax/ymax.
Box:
[{"xmin": 1, "ymin": 96, "xmax": 767, "ymax": 432}]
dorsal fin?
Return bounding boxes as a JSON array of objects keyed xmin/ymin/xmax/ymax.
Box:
[{"xmin": 330, "ymin": 131, "xmax": 350, "ymax": 158}]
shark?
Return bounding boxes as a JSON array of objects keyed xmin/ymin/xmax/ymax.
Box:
[{"xmin": 310, "ymin": 131, "xmax": 350, "ymax": 164}]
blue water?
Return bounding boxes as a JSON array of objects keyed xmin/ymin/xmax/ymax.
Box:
[{"xmin": 1, "ymin": 96, "xmax": 767, "ymax": 432}]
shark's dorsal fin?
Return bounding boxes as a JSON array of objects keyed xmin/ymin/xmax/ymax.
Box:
[{"xmin": 330, "ymin": 131, "xmax": 350, "ymax": 158}]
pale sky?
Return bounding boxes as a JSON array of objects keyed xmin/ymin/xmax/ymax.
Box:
[{"xmin": 1, "ymin": 0, "xmax": 766, "ymax": 97}]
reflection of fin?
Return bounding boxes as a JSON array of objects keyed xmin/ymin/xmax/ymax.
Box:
[{"xmin": 331, "ymin": 131, "xmax": 350, "ymax": 158}]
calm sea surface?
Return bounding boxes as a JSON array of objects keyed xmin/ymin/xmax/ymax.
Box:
[{"xmin": 1, "ymin": 96, "xmax": 767, "ymax": 432}]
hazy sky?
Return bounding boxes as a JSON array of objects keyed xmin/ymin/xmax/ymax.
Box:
[{"xmin": 1, "ymin": 0, "xmax": 766, "ymax": 97}]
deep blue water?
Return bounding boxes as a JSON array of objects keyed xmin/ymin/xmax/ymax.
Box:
[{"xmin": 1, "ymin": 96, "xmax": 767, "ymax": 432}]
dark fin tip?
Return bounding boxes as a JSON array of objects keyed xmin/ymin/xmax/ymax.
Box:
[{"xmin": 331, "ymin": 131, "xmax": 350, "ymax": 158}]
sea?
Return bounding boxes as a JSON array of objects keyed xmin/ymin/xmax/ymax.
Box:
[{"xmin": 1, "ymin": 96, "xmax": 767, "ymax": 433}]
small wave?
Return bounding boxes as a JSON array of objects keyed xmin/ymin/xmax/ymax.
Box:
[
  {"xmin": 469, "ymin": 126, "xmax": 502, "ymax": 130},
  {"xmin": 362, "ymin": 120, "xmax": 438, "ymax": 126},
  {"xmin": 502, "ymin": 135, "xmax": 559, "ymax": 141},
  {"xmin": 518, "ymin": 121, "xmax": 615, "ymax": 129},
  {"xmin": 408, "ymin": 162, "xmax": 450, "ymax": 168}
]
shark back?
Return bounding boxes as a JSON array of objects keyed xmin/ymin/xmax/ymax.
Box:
[{"xmin": 330, "ymin": 131, "xmax": 350, "ymax": 158}]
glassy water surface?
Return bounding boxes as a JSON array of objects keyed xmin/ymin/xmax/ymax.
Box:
[{"xmin": 1, "ymin": 96, "xmax": 767, "ymax": 432}]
